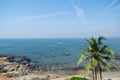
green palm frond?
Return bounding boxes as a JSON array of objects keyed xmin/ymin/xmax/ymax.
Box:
[
  {"xmin": 100, "ymin": 45, "xmax": 115, "ymax": 56},
  {"xmin": 99, "ymin": 59, "xmax": 111, "ymax": 71},
  {"xmin": 77, "ymin": 51, "xmax": 85, "ymax": 65},
  {"xmin": 103, "ymin": 56, "xmax": 117, "ymax": 67},
  {"xmin": 92, "ymin": 37, "xmax": 99, "ymax": 51},
  {"xmin": 91, "ymin": 57, "xmax": 98, "ymax": 69},
  {"xmin": 85, "ymin": 38, "xmax": 94, "ymax": 47},
  {"xmin": 107, "ymin": 48, "xmax": 115, "ymax": 56},
  {"xmin": 77, "ymin": 50, "xmax": 90, "ymax": 66},
  {"xmin": 77, "ymin": 46, "xmax": 94, "ymax": 65},
  {"xmin": 86, "ymin": 46, "xmax": 92, "ymax": 51},
  {"xmin": 86, "ymin": 37, "xmax": 99, "ymax": 51},
  {"xmin": 99, "ymin": 45, "xmax": 108, "ymax": 53},
  {"xmin": 77, "ymin": 36, "xmax": 116, "ymax": 80},
  {"xmin": 85, "ymin": 61, "xmax": 91, "ymax": 72},
  {"xmin": 98, "ymin": 36, "xmax": 106, "ymax": 45}
]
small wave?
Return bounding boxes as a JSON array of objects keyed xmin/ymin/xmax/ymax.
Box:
[
  {"xmin": 48, "ymin": 45, "xmax": 58, "ymax": 47},
  {"xmin": 57, "ymin": 42, "xmax": 65, "ymax": 45},
  {"xmin": 0, "ymin": 43, "xmax": 13, "ymax": 47}
]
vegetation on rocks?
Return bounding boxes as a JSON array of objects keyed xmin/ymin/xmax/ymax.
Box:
[{"xmin": 67, "ymin": 77, "xmax": 89, "ymax": 80}]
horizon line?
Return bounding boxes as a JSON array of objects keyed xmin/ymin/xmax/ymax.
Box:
[{"xmin": 0, "ymin": 36, "xmax": 120, "ymax": 39}]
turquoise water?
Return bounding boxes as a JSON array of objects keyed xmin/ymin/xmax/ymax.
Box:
[{"xmin": 0, "ymin": 38, "xmax": 120, "ymax": 66}]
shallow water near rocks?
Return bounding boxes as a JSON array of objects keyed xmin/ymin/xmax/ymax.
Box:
[{"xmin": 0, "ymin": 38, "xmax": 120, "ymax": 66}]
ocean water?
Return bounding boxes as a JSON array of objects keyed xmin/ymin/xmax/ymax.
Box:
[{"xmin": 0, "ymin": 38, "xmax": 120, "ymax": 66}]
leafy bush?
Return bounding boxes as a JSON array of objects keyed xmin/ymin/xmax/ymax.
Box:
[{"xmin": 67, "ymin": 77, "xmax": 89, "ymax": 80}]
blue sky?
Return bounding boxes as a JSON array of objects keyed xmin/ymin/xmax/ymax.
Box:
[{"xmin": 0, "ymin": 0, "xmax": 120, "ymax": 38}]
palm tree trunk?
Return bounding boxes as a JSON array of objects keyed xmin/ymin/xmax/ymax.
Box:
[
  {"xmin": 92, "ymin": 69, "xmax": 95, "ymax": 80},
  {"xmin": 98, "ymin": 63, "xmax": 102, "ymax": 80},
  {"xmin": 99, "ymin": 66, "xmax": 102, "ymax": 80},
  {"xmin": 95, "ymin": 67, "xmax": 97, "ymax": 80}
]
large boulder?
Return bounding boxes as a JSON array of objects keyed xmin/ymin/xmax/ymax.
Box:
[
  {"xmin": 0, "ymin": 54, "xmax": 15, "ymax": 62},
  {"xmin": 0, "ymin": 54, "xmax": 36, "ymax": 78},
  {"xmin": 16, "ymin": 55, "xmax": 31, "ymax": 65}
]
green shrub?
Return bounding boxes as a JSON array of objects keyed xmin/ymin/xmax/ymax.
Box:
[{"xmin": 67, "ymin": 77, "xmax": 89, "ymax": 80}]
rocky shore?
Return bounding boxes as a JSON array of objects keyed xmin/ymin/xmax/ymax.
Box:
[
  {"xmin": 0, "ymin": 54, "xmax": 35, "ymax": 77},
  {"xmin": 115, "ymin": 54, "xmax": 120, "ymax": 60},
  {"xmin": 0, "ymin": 54, "xmax": 120, "ymax": 80}
]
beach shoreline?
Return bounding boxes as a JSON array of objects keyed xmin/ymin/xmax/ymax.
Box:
[
  {"xmin": 15, "ymin": 68, "xmax": 120, "ymax": 80},
  {"xmin": 0, "ymin": 54, "xmax": 120, "ymax": 80}
]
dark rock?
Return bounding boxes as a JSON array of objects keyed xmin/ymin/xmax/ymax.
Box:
[
  {"xmin": 0, "ymin": 54, "xmax": 15, "ymax": 62},
  {"xmin": 0, "ymin": 54, "xmax": 9, "ymax": 57},
  {"xmin": 0, "ymin": 54, "xmax": 40, "ymax": 78},
  {"xmin": 5, "ymin": 73, "xmax": 19, "ymax": 77},
  {"xmin": 15, "ymin": 55, "xmax": 31, "ymax": 65},
  {"xmin": 56, "ymin": 76, "xmax": 59, "ymax": 78},
  {"xmin": 47, "ymin": 75, "xmax": 50, "ymax": 78},
  {"xmin": 115, "ymin": 54, "xmax": 120, "ymax": 60},
  {"xmin": 8, "ymin": 56, "xmax": 15, "ymax": 62},
  {"xmin": 65, "ymin": 52, "xmax": 70, "ymax": 56},
  {"xmin": 0, "ymin": 69, "xmax": 7, "ymax": 73}
]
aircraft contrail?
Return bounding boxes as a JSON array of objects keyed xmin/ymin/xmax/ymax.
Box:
[
  {"xmin": 98, "ymin": 0, "xmax": 118, "ymax": 16},
  {"xmin": 71, "ymin": 0, "xmax": 86, "ymax": 21}
]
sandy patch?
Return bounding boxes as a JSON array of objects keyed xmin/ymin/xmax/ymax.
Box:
[{"xmin": 0, "ymin": 75, "xmax": 14, "ymax": 80}]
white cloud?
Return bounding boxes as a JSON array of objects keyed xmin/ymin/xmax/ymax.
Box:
[
  {"xmin": 71, "ymin": 0, "xmax": 86, "ymax": 21},
  {"xmin": 107, "ymin": 4, "xmax": 120, "ymax": 17},
  {"xmin": 1, "ymin": 12, "xmax": 69, "ymax": 25},
  {"xmin": 0, "ymin": 11, "xmax": 70, "ymax": 25},
  {"xmin": 17, "ymin": 12, "xmax": 69, "ymax": 21},
  {"xmin": 98, "ymin": 0, "xmax": 118, "ymax": 16}
]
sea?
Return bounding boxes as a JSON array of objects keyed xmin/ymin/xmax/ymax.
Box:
[{"xmin": 0, "ymin": 38, "xmax": 120, "ymax": 67}]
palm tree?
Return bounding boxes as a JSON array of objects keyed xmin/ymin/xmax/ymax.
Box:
[{"xmin": 77, "ymin": 36, "xmax": 116, "ymax": 80}]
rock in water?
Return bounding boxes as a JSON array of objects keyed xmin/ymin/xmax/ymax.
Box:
[{"xmin": 65, "ymin": 52, "xmax": 70, "ymax": 56}]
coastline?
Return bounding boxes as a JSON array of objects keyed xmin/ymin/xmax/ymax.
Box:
[
  {"xmin": 1, "ymin": 69, "xmax": 120, "ymax": 80},
  {"xmin": 0, "ymin": 54, "xmax": 120, "ymax": 80},
  {"xmin": 15, "ymin": 68, "xmax": 120, "ymax": 80}
]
